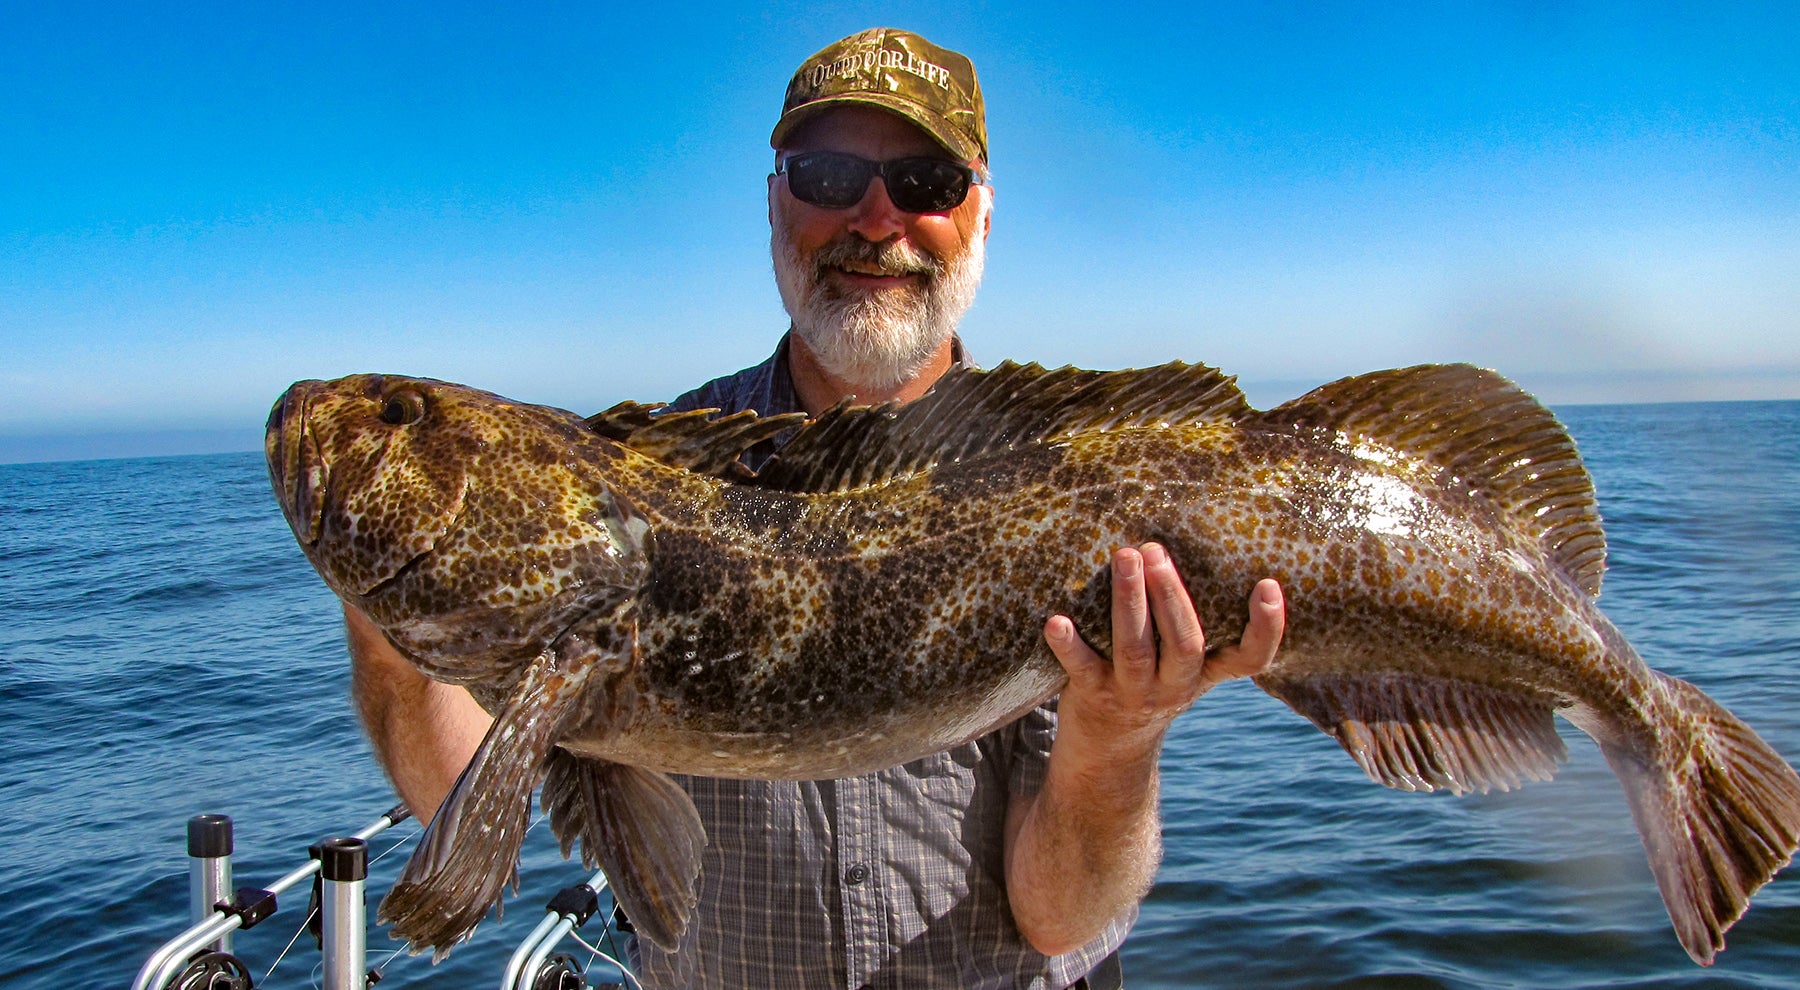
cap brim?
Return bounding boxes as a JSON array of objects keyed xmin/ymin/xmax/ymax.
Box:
[{"xmin": 770, "ymin": 94, "xmax": 984, "ymax": 164}]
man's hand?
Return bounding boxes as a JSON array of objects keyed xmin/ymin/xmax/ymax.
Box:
[
  {"xmin": 1046, "ymin": 542, "xmax": 1284, "ymax": 755},
  {"xmin": 1005, "ymin": 543, "xmax": 1284, "ymax": 957}
]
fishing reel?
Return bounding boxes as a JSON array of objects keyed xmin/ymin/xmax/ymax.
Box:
[
  {"xmin": 170, "ymin": 950, "xmax": 254, "ymax": 990},
  {"xmin": 532, "ymin": 952, "xmax": 585, "ymax": 990},
  {"xmin": 529, "ymin": 952, "xmax": 627, "ymax": 990}
]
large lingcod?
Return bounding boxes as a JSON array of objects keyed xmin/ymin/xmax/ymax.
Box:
[{"xmin": 265, "ymin": 361, "xmax": 1800, "ymax": 966}]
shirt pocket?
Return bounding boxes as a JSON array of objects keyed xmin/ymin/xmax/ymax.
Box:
[{"xmin": 893, "ymin": 745, "xmax": 989, "ymax": 821}]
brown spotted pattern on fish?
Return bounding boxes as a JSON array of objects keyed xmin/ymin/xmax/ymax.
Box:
[{"xmin": 266, "ymin": 361, "xmax": 1800, "ymax": 965}]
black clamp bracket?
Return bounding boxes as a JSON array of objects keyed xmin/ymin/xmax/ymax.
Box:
[
  {"xmin": 545, "ymin": 883, "xmax": 601, "ymax": 927},
  {"xmin": 217, "ymin": 887, "xmax": 278, "ymax": 930}
]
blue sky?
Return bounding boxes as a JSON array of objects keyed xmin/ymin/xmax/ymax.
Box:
[{"xmin": 3, "ymin": 2, "xmax": 1796, "ymax": 463}]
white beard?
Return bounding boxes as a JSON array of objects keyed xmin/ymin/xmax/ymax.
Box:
[{"xmin": 772, "ymin": 213, "xmax": 986, "ymax": 392}]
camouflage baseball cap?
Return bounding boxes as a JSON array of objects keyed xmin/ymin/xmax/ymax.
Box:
[{"xmin": 771, "ymin": 28, "xmax": 987, "ymax": 164}]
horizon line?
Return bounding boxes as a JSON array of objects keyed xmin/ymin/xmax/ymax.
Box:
[{"xmin": 6, "ymin": 389, "xmax": 1796, "ymax": 468}]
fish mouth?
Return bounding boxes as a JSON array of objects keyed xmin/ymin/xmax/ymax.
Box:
[
  {"xmin": 265, "ymin": 381, "xmax": 327, "ymax": 548},
  {"xmin": 265, "ymin": 374, "xmax": 473, "ymax": 600}
]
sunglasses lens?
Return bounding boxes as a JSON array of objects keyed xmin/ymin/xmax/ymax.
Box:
[
  {"xmin": 886, "ymin": 159, "xmax": 972, "ymax": 213},
  {"xmin": 786, "ymin": 154, "xmax": 874, "ymax": 209},
  {"xmin": 784, "ymin": 153, "xmax": 974, "ymax": 213}
]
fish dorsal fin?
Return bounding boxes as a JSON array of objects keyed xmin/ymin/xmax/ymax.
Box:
[
  {"xmin": 586, "ymin": 402, "xmax": 807, "ymax": 480},
  {"xmin": 1261, "ymin": 364, "xmax": 1606, "ymax": 596},
  {"xmin": 751, "ymin": 360, "xmax": 1253, "ymax": 493}
]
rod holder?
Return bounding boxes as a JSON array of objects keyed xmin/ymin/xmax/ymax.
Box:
[
  {"xmin": 318, "ymin": 837, "xmax": 369, "ymax": 990},
  {"xmin": 187, "ymin": 814, "xmax": 233, "ymax": 955}
]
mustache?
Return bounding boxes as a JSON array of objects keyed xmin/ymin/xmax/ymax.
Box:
[{"xmin": 811, "ymin": 236, "xmax": 942, "ymax": 279}]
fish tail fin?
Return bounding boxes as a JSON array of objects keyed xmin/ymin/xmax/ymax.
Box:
[
  {"xmin": 1597, "ymin": 671, "xmax": 1800, "ymax": 966},
  {"xmin": 541, "ymin": 748, "xmax": 706, "ymax": 951}
]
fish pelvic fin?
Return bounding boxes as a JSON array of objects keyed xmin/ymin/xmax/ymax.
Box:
[
  {"xmin": 1591, "ymin": 672, "xmax": 1800, "ymax": 966},
  {"xmin": 540, "ymin": 750, "xmax": 706, "ymax": 951},
  {"xmin": 378, "ymin": 659, "xmax": 577, "ymax": 959},
  {"xmin": 752, "ymin": 361, "xmax": 1252, "ymax": 493},
  {"xmin": 1261, "ymin": 364, "xmax": 1608, "ymax": 598},
  {"xmin": 1257, "ymin": 671, "xmax": 1568, "ymax": 794}
]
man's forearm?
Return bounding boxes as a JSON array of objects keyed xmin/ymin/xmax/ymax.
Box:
[
  {"xmin": 1005, "ymin": 549, "xmax": 1286, "ymax": 958},
  {"xmin": 1004, "ymin": 727, "xmax": 1166, "ymax": 957},
  {"xmin": 344, "ymin": 603, "xmax": 490, "ymax": 824}
]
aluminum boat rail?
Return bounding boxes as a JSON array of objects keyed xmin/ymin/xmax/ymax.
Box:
[{"xmin": 131, "ymin": 806, "xmax": 636, "ymax": 989}]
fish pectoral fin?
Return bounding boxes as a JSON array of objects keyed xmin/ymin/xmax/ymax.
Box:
[
  {"xmin": 378, "ymin": 662, "xmax": 573, "ymax": 959},
  {"xmin": 541, "ymin": 749, "xmax": 706, "ymax": 952},
  {"xmin": 1256, "ymin": 671, "xmax": 1567, "ymax": 795},
  {"xmin": 1582, "ymin": 672, "xmax": 1800, "ymax": 966}
]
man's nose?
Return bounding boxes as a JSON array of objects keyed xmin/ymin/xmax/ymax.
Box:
[{"xmin": 843, "ymin": 174, "xmax": 908, "ymax": 242}]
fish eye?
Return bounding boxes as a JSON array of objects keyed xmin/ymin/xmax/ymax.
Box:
[{"xmin": 378, "ymin": 390, "xmax": 426, "ymax": 426}]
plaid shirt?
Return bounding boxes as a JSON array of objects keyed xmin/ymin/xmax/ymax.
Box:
[{"xmin": 634, "ymin": 334, "xmax": 1129, "ymax": 989}]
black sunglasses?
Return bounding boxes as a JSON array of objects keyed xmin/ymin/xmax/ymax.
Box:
[{"xmin": 778, "ymin": 151, "xmax": 981, "ymax": 214}]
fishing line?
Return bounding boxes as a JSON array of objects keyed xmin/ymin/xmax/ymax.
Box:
[
  {"xmin": 264, "ymin": 904, "xmax": 319, "ymax": 984},
  {"xmin": 366, "ymin": 944, "xmax": 409, "ymax": 984},
  {"xmin": 568, "ymin": 931, "xmax": 643, "ymax": 990},
  {"xmin": 259, "ymin": 821, "xmax": 420, "ymax": 985},
  {"xmin": 603, "ymin": 915, "xmax": 629, "ymax": 983},
  {"xmin": 366, "ymin": 826, "xmax": 421, "ymax": 867}
]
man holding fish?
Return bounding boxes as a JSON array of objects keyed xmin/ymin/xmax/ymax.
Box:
[{"xmin": 343, "ymin": 27, "xmax": 1285, "ymax": 989}]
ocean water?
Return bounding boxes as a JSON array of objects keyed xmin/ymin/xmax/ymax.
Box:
[{"xmin": 1, "ymin": 399, "xmax": 1797, "ymax": 988}]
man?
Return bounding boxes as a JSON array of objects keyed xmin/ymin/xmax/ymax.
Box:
[{"xmin": 346, "ymin": 27, "xmax": 1286, "ymax": 989}]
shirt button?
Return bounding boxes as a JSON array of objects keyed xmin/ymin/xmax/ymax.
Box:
[{"xmin": 845, "ymin": 863, "xmax": 870, "ymax": 885}]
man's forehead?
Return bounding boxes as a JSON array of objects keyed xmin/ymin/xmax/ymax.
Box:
[{"xmin": 778, "ymin": 105, "xmax": 958, "ymax": 160}]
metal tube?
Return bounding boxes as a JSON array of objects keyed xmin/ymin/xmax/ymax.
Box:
[
  {"xmin": 502, "ymin": 868, "xmax": 610, "ymax": 990},
  {"xmin": 186, "ymin": 814, "xmax": 234, "ymax": 954},
  {"xmin": 134, "ymin": 806, "xmax": 407, "ymax": 990},
  {"xmin": 517, "ymin": 916, "xmax": 580, "ymax": 990},
  {"xmin": 135, "ymin": 914, "xmax": 243, "ymax": 990},
  {"xmin": 502, "ymin": 913, "xmax": 570, "ymax": 990},
  {"xmin": 319, "ymin": 837, "xmax": 369, "ymax": 990}
]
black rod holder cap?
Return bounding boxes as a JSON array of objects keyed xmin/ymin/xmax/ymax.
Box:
[
  {"xmin": 318, "ymin": 836, "xmax": 368, "ymax": 882},
  {"xmin": 188, "ymin": 814, "xmax": 233, "ymax": 858}
]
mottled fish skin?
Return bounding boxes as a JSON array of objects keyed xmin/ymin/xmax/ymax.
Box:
[
  {"xmin": 594, "ymin": 424, "xmax": 1575, "ymax": 777},
  {"xmin": 266, "ymin": 362, "xmax": 1800, "ymax": 965}
]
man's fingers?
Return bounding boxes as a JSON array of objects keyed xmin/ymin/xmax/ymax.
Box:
[
  {"xmin": 1109, "ymin": 547, "xmax": 1156, "ymax": 676},
  {"xmin": 1205, "ymin": 579, "xmax": 1285, "ymax": 684},
  {"xmin": 1059, "ymin": 550, "xmax": 1282, "ymax": 704},
  {"xmin": 1140, "ymin": 543, "xmax": 1205, "ymax": 666},
  {"xmin": 1044, "ymin": 614, "xmax": 1104, "ymax": 686}
]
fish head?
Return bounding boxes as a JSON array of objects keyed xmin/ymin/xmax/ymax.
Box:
[
  {"xmin": 267, "ymin": 372, "xmax": 653, "ymax": 668},
  {"xmin": 267, "ymin": 374, "xmax": 488, "ymax": 598}
]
